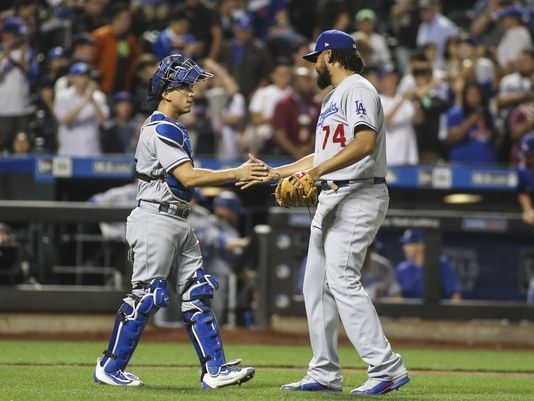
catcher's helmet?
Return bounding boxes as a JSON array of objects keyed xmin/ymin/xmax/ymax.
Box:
[
  {"xmin": 147, "ymin": 54, "xmax": 213, "ymax": 105},
  {"xmin": 520, "ymin": 134, "xmax": 534, "ymax": 157}
]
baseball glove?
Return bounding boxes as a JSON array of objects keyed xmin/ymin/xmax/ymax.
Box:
[{"xmin": 275, "ymin": 171, "xmax": 318, "ymax": 208}]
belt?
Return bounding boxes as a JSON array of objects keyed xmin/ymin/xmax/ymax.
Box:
[
  {"xmin": 319, "ymin": 177, "xmax": 386, "ymax": 191},
  {"xmin": 136, "ymin": 172, "xmax": 166, "ymax": 182},
  {"xmin": 137, "ymin": 200, "xmax": 190, "ymax": 218}
]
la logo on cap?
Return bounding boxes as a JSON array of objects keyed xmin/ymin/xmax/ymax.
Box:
[{"xmin": 325, "ymin": 42, "xmax": 329, "ymax": 46}]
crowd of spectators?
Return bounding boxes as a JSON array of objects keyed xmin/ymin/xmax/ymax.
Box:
[{"xmin": 0, "ymin": 0, "xmax": 533, "ymax": 167}]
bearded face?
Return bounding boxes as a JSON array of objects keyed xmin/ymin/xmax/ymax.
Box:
[{"xmin": 316, "ymin": 58, "xmax": 332, "ymax": 90}]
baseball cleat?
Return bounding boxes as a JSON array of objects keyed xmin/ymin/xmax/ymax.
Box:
[
  {"xmin": 350, "ymin": 373, "xmax": 410, "ymax": 395},
  {"xmin": 93, "ymin": 358, "xmax": 144, "ymax": 386},
  {"xmin": 122, "ymin": 371, "xmax": 142, "ymax": 382},
  {"xmin": 281, "ymin": 375, "xmax": 342, "ymax": 392},
  {"xmin": 201, "ymin": 366, "xmax": 255, "ymax": 389}
]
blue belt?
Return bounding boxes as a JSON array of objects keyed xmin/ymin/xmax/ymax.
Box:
[{"xmin": 319, "ymin": 177, "xmax": 386, "ymax": 190}]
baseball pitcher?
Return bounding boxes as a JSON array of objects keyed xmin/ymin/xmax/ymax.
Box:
[{"xmin": 243, "ymin": 30, "xmax": 410, "ymax": 395}]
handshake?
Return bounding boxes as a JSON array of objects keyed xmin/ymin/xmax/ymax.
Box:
[
  {"xmin": 234, "ymin": 154, "xmax": 280, "ymax": 189},
  {"xmin": 235, "ymin": 154, "xmax": 318, "ymax": 208}
]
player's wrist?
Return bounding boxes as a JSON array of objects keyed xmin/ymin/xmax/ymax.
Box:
[
  {"xmin": 306, "ymin": 167, "xmax": 320, "ymax": 182},
  {"xmin": 234, "ymin": 165, "xmax": 246, "ymax": 181}
]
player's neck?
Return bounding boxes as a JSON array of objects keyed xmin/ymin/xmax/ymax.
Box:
[
  {"xmin": 156, "ymin": 103, "xmax": 181, "ymax": 121},
  {"xmin": 330, "ymin": 68, "xmax": 354, "ymax": 88},
  {"xmin": 415, "ymin": 254, "xmax": 424, "ymax": 267}
]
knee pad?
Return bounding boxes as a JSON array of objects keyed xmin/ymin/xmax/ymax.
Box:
[
  {"xmin": 181, "ymin": 268, "xmax": 218, "ymax": 313},
  {"xmin": 181, "ymin": 269, "xmax": 227, "ymax": 377},
  {"xmin": 100, "ymin": 279, "xmax": 169, "ymax": 374}
]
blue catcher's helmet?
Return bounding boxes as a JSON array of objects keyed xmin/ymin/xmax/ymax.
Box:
[
  {"xmin": 520, "ymin": 134, "xmax": 534, "ymax": 157},
  {"xmin": 147, "ymin": 54, "xmax": 213, "ymax": 105}
]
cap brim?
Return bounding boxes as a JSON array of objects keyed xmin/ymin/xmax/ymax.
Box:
[{"xmin": 302, "ymin": 51, "xmax": 321, "ymax": 62}]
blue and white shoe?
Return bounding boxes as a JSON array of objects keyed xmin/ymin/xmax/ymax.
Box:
[
  {"xmin": 281, "ymin": 375, "xmax": 342, "ymax": 393},
  {"xmin": 350, "ymin": 374, "xmax": 410, "ymax": 395},
  {"xmin": 93, "ymin": 358, "xmax": 144, "ymax": 386},
  {"xmin": 201, "ymin": 366, "xmax": 255, "ymax": 388},
  {"xmin": 122, "ymin": 371, "xmax": 142, "ymax": 382}
]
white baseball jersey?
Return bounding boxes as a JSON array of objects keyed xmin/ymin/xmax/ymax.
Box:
[{"xmin": 313, "ymin": 74, "xmax": 387, "ymax": 181}]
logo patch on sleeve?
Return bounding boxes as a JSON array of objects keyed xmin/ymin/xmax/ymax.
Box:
[{"xmin": 355, "ymin": 100, "xmax": 367, "ymax": 116}]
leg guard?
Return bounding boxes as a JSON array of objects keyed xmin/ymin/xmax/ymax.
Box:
[
  {"xmin": 100, "ymin": 279, "xmax": 169, "ymax": 374},
  {"xmin": 182, "ymin": 268, "xmax": 228, "ymax": 377}
]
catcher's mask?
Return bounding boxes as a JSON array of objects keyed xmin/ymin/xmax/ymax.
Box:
[{"xmin": 147, "ymin": 54, "xmax": 213, "ymax": 108}]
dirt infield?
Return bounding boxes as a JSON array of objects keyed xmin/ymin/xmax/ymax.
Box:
[{"xmin": 2, "ymin": 326, "xmax": 534, "ymax": 350}]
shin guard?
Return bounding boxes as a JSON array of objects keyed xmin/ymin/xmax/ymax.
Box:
[
  {"xmin": 100, "ymin": 279, "xmax": 169, "ymax": 373},
  {"xmin": 182, "ymin": 269, "xmax": 228, "ymax": 377}
]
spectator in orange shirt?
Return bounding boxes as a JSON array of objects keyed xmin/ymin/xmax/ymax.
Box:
[{"xmin": 91, "ymin": 3, "xmax": 141, "ymax": 94}]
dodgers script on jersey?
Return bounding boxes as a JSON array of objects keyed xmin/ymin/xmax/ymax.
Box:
[
  {"xmin": 135, "ymin": 111, "xmax": 194, "ymax": 206},
  {"xmin": 314, "ymin": 74, "xmax": 387, "ymax": 181}
]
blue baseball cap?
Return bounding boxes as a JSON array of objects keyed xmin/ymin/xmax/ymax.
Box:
[
  {"xmin": 213, "ymin": 191, "xmax": 243, "ymax": 213},
  {"xmin": 303, "ymin": 29, "xmax": 357, "ymax": 62},
  {"xmin": 498, "ymin": 5, "xmax": 522, "ymax": 19},
  {"xmin": 378, "ymin": 64, "xmax": 397, "ymax": 76},
  {"xmin": 68, "ymin": 62, "xmax": 91, "ymax": 76},
  {"xmin": 520, "ymin": 134, "xmax": 534, "ymax": 157},
  {"xmin": 192, "ymin": 188, "xmax": 207, "ymax": 202},
  {"xmin": 113, "ymin": 91, "xmax": 133, "ymax": 103},
  {"xmin": 3, "ymin": 17, "xmax": 28, "ymax": 35},
  {"xmin": 234, "ymin": 14, "xmax": 253, "ymax": 31},
  {"xmin": 47, "ymin": 46, "xmax": 66, "ymax": 61},
  {"xmin": 399, "ymin": 229, "xmax": 425, "ymax": 244},
  {"xmin": 370, "ymin": 238, "xmax": 384, "ymax": 251}
]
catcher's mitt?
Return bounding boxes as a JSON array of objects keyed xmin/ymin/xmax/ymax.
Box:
[{"xmin": 275, "ymin": 171, "xmax": 318, "ymax": 208}]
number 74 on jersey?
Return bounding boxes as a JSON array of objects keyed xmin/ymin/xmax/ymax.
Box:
[{"xmin": 322, "ymin": 123, "xmax": 347, "ymax": 149}]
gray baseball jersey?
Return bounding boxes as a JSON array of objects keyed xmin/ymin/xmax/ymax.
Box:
[
  {"xmin": 314, "ymin": 74, "xmax": 387, "ymax": 180},
  {"xmin": 135, "ymin": 111, "xmax": 194, "ymax": 206},
  {"xmin": 302, "ymin": 74, "xmax": 406, "ymax": 387}
]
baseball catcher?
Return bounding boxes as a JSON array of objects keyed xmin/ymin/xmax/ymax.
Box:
[{"xmin": 93, "ymin": 54, "xmax": 265, "ymax": 388}]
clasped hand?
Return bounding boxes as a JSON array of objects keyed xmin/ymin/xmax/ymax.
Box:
[{"xmin": 236, "ymin": 154, "xmax": 280, "ymax": 189}]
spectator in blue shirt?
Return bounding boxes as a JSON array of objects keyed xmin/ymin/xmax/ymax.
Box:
[
  {"xmin": 395, "ymin": 229, "xmax": 461, "ymax": 300},
  {"xmin": 153, "ymin": 8, "xmax": 199, "ymax": 60},
  {"xmin": 446, "ymin": 81, "xmax": 496, "ymax": 164},
  {"xmin": 516, "ymin": 134, "xmax": 534, "ymax": 226}
]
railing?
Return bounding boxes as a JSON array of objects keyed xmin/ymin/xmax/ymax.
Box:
[
  {"xmin": 0, "ymin": 201, "xmax": 533, "ymax": 324},
  {"xmin": 254, "ymin": 207, "xmax": 534, "ymax": 326}
]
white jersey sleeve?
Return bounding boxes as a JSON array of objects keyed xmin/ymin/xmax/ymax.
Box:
[{"xmin": 343, "ymin": 86, "xmax": 381, "ymax": 135}]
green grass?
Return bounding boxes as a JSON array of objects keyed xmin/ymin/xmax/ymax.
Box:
[{"xmin": 0, "ymin": 341, "xmax": 533, "ymax": 401}]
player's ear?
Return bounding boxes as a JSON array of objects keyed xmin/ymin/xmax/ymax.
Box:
[
  {"xmin": 161, "ymin": 90, "xmax": 172, "ymax": 102},
  {"xmin": 324, "ymin": 50, "xmax": 333, "ymax": 65}
]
